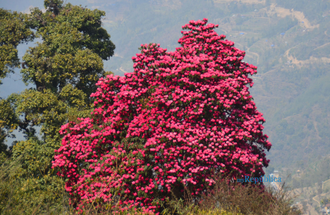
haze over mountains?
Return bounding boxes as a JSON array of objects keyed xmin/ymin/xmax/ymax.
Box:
[{"xmin": 1, "ymin": 0, "xmax": 330, "ymax": 207}]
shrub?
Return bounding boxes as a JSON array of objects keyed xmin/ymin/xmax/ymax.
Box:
[{"xmin": 52, "ymin": 18, "xmax": 271, "ymax": 214}]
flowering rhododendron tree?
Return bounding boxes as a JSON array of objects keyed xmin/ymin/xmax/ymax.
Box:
[{"xmin": 52, "ymin": 18, "xmax": 271, "ymax": 214}]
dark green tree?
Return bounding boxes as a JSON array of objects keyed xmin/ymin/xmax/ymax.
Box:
[
  {"xmin": 0, "ymin": 8, "xmax": 35, "ymax": 160},
  {"xmin": 0, "ymin": 0, "xmax": 115, "ymax": 213},
  {"xmin": 0, "ymin": 8, "xmax": 35, "ymax": 84}
]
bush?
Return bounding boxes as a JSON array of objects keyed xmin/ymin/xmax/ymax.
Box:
[{"xmin": 0, "ymin": 152, "xmax": 71, "ymax": 215}]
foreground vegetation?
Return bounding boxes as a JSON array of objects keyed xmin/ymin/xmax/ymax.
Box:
[{"xmin": 0, "ymin": 152, "xmax": 301, "ymax": 215}]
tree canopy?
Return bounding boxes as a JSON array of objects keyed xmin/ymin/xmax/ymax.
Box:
[{"xmin": 0, "ymin": 0, "xmax": 115, "ymax": 213}]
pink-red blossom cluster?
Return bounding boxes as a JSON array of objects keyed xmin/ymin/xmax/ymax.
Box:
[{"xmin": 52, "ymin": 18, "xmax": 271, "ymax": 214}]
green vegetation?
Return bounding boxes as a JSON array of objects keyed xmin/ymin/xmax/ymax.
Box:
[
  {"xmin": 0, "ymin": 0, "xmax": 115, "ymax": 213},
  {"xmin": 0, "ymin": 8, "xmax": 35, "ymax": 85}
]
